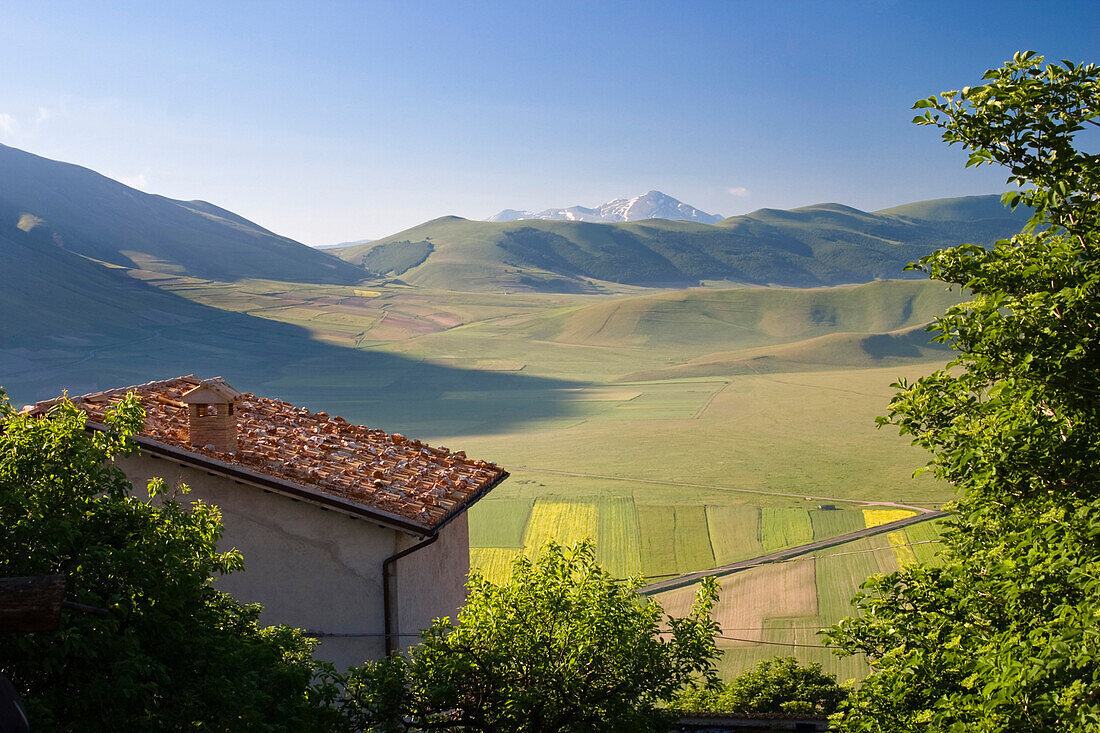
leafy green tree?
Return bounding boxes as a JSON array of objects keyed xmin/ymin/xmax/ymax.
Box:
[
  {"xmin": 673, "ymin": 657, "xmax": 846, "ymax": 716},
  {"xmin": 336, "ymin": 541, "xmax": 721, "ymax": 733},
  {"xmin": 0, "ymin": 390, "xmax": 339, "ymax": 731},
  {"xmin": 826, "ymin": 53, "xmax": 1100, "ymax": 731}
]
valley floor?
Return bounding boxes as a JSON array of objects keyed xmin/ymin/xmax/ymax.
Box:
[{"xmin": 2, "ymin": 273, "xmax": 960, "ymax": 680}]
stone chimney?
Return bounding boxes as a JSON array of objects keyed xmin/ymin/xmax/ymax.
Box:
[{"xmin": 181, "ymin": 377, "xmax": 242, "ymax": 453}]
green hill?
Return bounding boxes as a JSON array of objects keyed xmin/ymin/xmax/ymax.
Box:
[
  {"xmin": 0, "ymin": 144, "xmax": 367, "ymax": 284},
  {"xmin": 503, "ymin": 279, "xmax": 963, "ymax": 357},
  {"xmin": 619, "ymin": 324, "xmax": 950, "ymax": 381},
  {"xmin": 334, "ymin": 196, "xmax": 1028, "ymax": 293}
]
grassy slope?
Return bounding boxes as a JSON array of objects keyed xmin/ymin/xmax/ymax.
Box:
[
  {"xmin": 0, "ymin": 219, "xmax": 195, "ymax": 343},
  {"xmin": 515, "ymin": 279, "xmax": 963, "ymax": 353},
  {"xmin": 7, "ymin": 219, "xmax": 967, "ymax": 680},
  {"xmin": 2, "ymin": 161, "xmax": 1007, "ymax": 682},
  {"xmin": 0, "ymin": 143, "xmax": 366, "ymax": 284},
  {"xmin": 331, "ymin": 195, "xmax": 1028, "ymax": 292},
  {"xmin": 136, "ymin": 278, "xmax": 956, "ymax": 504}
]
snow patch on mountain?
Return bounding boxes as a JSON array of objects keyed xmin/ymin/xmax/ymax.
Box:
[{"xmin": 488, "ymin": 191, "xmax": 723, "ymax": 225}]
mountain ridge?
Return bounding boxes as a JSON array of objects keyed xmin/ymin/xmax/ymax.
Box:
[
  {"xmin": 488, "ymin": 190, "xmax": 724, "ymax": 224},
  {"xmin": 335, "ymin": 194, "xmax": 1030, "ymax": 293},
  {"xmin": 0, "ymin": 143, "xmax": 366, "ymax": 284}
]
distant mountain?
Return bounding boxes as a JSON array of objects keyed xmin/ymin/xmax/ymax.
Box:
[
  {"xmin": 0, "ymin": 144, "xmax": 366, "ymax": 284},
  {"xmin": 334, "ymin": 195, "xmax": 1030, "ymax": 293},
  {"xmin": 316, "ymin": 239, "xmax": 373, "ymax": 250},
  {"xmin": 488, "ymin": 190, "xmax": 724, "ymax": 225}
]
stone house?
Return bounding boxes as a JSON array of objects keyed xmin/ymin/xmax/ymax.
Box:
[{"xmin": 27, "ymin": 375, "xmax": 507, "ymax": 669}]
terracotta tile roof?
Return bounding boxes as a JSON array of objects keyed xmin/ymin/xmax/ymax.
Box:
[{"xmin": 27, "ymin": 375, "xmax": 506, "ymax": 532}]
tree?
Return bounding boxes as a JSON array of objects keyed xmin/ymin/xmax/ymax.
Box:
[
  {"xmin": 673, "ymin": 656, "xmax": 847, "ymax": 716},
  {"xmin": 335, "ymin": 541, "xmax": 721, "ymax": 733},
  {"xmin": 826, "ymin": 53, "xmax": 1100, "ymax": 731},
  {"xmin": 0, "ymin": 391, "xmax": 339, "ymax": 731}
]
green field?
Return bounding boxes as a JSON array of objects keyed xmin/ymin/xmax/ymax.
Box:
[
  {"xmin": 650, "ymin": 521, "xmax": 946, "ymax": 682},
  {"xmin": 706, "ymin": 505, "xmax": 762, "ymax": 564},
  {"xmin": 468, "ymin": 498, "xmax": 532, "ymax": 547},
  {"xmin": 760, "ymin": 508, "xmax": 814, "ymax": 552},
  {"xmin": 521, "ymin": 500, "xmax": 598, "ymax": 557},
  {"xmin": 4, "ymin": 270, "xmax": 961, "ymax": 679},
  {"xmin": 810, "ymin": 508, "xmax": 866, "ymax": 538},
  {"xmin": 903, "ymin": 518, "xmax": 947, "ymax": 565},
  {"xmin": 597, "ymin": 496, "xmax": 643, "ymax": 578}
]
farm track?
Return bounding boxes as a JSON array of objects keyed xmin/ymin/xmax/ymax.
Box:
[
  {"xmin": 511, "ymin": 466, "xmax": 937, "ymax": 513},
  {"xmin": 638, "ymin": 510, "xmax": 947, "ymax": 595}
]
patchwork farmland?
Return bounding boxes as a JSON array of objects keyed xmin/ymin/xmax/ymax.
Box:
[
  {"xmin": 471, "ymin": 496, "xmax": 944, "ymax": 680},
  {"xmin": 4, "ymin": 274, "xmax": 960, "ymax": 680}
]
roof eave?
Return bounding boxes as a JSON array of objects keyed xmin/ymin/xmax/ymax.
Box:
[{"xmin": 431, "ymin": 469, "xmax": 510, "ymax": 534}]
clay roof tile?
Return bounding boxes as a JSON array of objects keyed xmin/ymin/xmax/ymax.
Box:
[{"xmin": 27, "ymin": 376, "xmax": 506, "ymax": 531}]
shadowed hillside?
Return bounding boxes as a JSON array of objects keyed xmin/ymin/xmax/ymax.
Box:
[
  {"xmin": 0, "ymin": 275, "xmax": 585, "ymax": 440},
  {"xmin": 511, "ymin": 279, "xmax": 963, "ymax": 353},
  {"xmin": 0, "ymin": 206, "xmax": 201, "ymax": 342},
  {"xmin": 0, "ymin": 144, "xmax": 367, "ymax": 284},
  {"xmin": 0, "ymin": 196, "xmax": 581, "ymax": 437},
  {"xmin": 333, "ymin": 196, "xmax": 1029, "ymax": 293}
]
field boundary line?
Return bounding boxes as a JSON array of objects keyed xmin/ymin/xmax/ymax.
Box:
[
  {"xmin": 692, "ymin": 379, "xmax": 732, "ymax": 419},
  {"xmin": 638, "ymin": 510, "xmax": 947, "ymax": 595},
  {"xmin": 510, "ymin": 466, "xmax": 935, "ymax": 512}
]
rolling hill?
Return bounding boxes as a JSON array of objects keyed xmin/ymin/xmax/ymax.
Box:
[
  {"xmin": 511, "ymin": 279, "xmax": 963, "ymax": 354},
  {"xmin": 0, "ymin": 143, "xmax": 366, "ymax": 284},
  {"xmin": 618, "ymin": 324, "xmax": 950, "ymax": 381},
  {"xmin": 335, "ymin": 195, "xmax": 1029, "ymax": 293}
]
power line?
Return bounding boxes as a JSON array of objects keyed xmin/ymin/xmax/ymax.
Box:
[
  {"xmin": 309, "ymin": 627, "xmax": 834, "ymax": 638},
  {"xmin": 715, "ymin": 635, "xmax": 831, "ymax": 649},
  {"xmin": 316, "ymin": 542, "xmax": 942, "ymax": 643},
  {"xmin": 304, "ymin": 631, "xmax": 422, "ymax": 638},
  {"xmin": 614, "ymin": 539, "xmax": 943, "ymax": 584},
  {"xmin": 717, "ymin": 626, "xmax": 829, "ymax": 631}
]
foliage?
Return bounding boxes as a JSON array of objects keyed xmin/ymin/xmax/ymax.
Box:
[
  {"xmin": 0, "ymin": 390, "xmax": 338, "ymax": 732},
  {"xmin": 349, "ymin": 239, "xmax": 434, "ymax": 276},
  {"xmin": 673, "ymin": 657, "xmax": 847, "ymax": 716},
  {"xmin": 335, "ymin": 541, "xmax": 721, "ymax": 733},
  {"xmin": 826, "ymin": 53, "xmax": 1100, "ymax": 731}
]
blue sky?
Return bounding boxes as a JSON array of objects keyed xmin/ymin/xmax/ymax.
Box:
[{"xmin": 1, "ymin": 1, "xmax": 1097, "ymax": 244}]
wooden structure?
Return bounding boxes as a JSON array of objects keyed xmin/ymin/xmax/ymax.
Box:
[{"xmin": 0, "ymin": 576, "xmax": 65, "ymax": 632}]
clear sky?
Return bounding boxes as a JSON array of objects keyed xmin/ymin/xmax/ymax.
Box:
[{"xmin": 1, "ymin": 1, "xmax": 1097, "ymax": 244}]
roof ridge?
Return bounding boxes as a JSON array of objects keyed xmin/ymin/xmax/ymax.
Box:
[{"xmin": 28, "ymin": 376, "xmax": 506, "ymax": 531}]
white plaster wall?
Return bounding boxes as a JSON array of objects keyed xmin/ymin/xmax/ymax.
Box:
[
  {"xmin": 393, "ymin": 512, "xmax": 471, "ymax": 648},
  {"xmin": 117, "ymin": 452, "xmax": 400, "ymax": 668}
]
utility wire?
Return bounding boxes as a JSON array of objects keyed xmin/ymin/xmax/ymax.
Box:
[
  {"xmin": 310, "ymin": 626, "xmax": 835, "ymax": 637},
  {"xmin": 304, "ymin": 631, "xmax": 424, "ymax": 638},
  {"xmin": 613, "ymin": 538, "xmax": 943, "ymax": 583},
  {"xmin": 305, "ymin": 629, "xmax": 827, "ymax": 638},
  {"xmin": 716, "ymin": 626, "xmax": 829, "ymax": 631},
  {"xmin": 313, "ymin": 542, "xmax": 943, "ymax": 641},
  {"xmin": 715, "ymin": 635, "xmax": 831, "ymax": 649}
]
